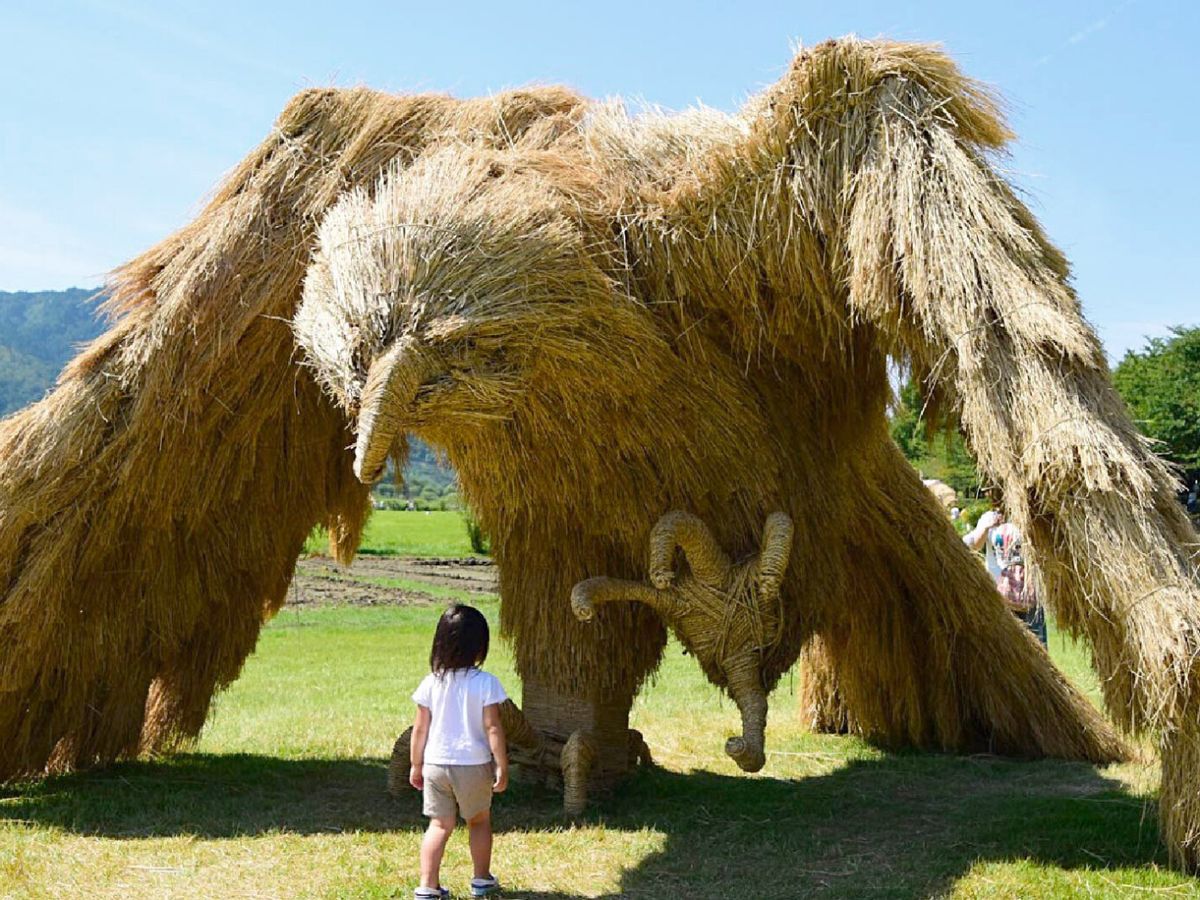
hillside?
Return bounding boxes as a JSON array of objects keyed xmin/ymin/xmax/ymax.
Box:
[{"xmin": 0, "ymin": 288, "xmax": 107, "ymax": 416}]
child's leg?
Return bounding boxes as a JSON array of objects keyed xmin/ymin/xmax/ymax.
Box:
[
  {"xmin": 419, "ymin": 817, "xmax": 455, "ymax": 889},
  {"xmin": 466, "ymin": 809, "xmax": 492, "ymax": 879}
]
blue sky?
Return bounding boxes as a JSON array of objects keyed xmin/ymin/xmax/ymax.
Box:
[{"xmin": 1, "ymin": 0, "xmax": 1195, "ymax": 359}]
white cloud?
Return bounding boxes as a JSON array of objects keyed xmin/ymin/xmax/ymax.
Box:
[{"xmin": 1032, "ymin": 0, "xmax": 1136, "ymax": 68}]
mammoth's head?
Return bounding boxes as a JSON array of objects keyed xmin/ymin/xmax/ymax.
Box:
[{"xmin": 294, "ymin": 144, "xmax": 656, "ymax": 483}]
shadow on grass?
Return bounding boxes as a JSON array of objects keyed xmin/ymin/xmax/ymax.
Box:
[
  {"xmin": 0, "ymin": 755, "xmax": 419, "ymax": 838},
  {"xmin": 0, "ymin": 750, "xmax": 1172, "ymax": 898}
]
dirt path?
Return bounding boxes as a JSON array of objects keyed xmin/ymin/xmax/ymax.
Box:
[{"xmin": 288, "ymin": 555, "xmax": 497, "ymax": 608}]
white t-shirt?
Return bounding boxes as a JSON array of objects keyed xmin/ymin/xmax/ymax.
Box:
[
  {"xmin": 412, "ymin": 668, "xmax": 508, "ymax": 766},
  {"xmin": 963, "ymin": 510, "xmax": 1003, "ymax": 578}
]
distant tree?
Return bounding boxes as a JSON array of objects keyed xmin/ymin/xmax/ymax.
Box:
[
  {"xmin": 463, "ymin": 507, "xmax": 490, "ymax": 555},
  {"xmin": 0, "ymin": 346, "xmax": 53, "ymax": 414},
  {"xmin": 889, "ymin": 377, "xmax": 983, "ymax": 498},
  {"xmin": 1113, "ymin": 326, "xmax": 1200, "ymax": 486}
]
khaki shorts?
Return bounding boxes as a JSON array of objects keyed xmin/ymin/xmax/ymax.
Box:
[{"xmin": 422, "ymin": 762, "xmax": 495, "ymax": 821}]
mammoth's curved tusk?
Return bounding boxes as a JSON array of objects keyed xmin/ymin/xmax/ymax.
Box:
[
  {"xmin": 756, "ymin": 511, "xmax": 795, "ymax": 600},
  {"xmin": 649, "ymin": 511, "xmax": 732, "ymax": 589},
  {"xmin": 354, "ymin": 337, "xmax": 435, "ymax": 483},
  {"xmin": 570, "ymin": 576, "xmax": 667, "ymax": 622}
]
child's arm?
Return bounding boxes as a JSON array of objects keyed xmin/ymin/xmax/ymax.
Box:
[
  {"xmin": 409, "ymin": 704, "xmax": 431, "ymax": 790},
  {"xmin": 483, "ymin": 703, "xmax": 508, "ymax": 793}
]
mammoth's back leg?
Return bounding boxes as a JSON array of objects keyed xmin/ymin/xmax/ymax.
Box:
[{"xmin": 802, "ymin": 438, "xmax": 1126, "ymax": 764}]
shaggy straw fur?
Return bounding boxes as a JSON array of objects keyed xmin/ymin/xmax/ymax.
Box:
[{"xmin": 1, "ymin": 38, "xmax": 1196, "ymax": 865}]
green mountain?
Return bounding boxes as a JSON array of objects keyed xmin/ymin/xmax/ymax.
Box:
[{"xmin": 0, "ymin": 288, "xmax": 107, "ymax": 416}]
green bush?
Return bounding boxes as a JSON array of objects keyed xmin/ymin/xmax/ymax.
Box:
[
  {"xmin": 890, "ymin": 378, "xmax": 983, "ymax": 497},
  {"xmin": 463, "ymin": 509, "xmax": 490, "ymax": 555},
  {"xmin": 1113, "ymin": 326, "xmax": 1200, "ymax": 486}
]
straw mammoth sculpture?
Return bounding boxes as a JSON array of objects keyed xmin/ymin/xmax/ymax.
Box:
[{"xmin": 1, "ymin": 38, "xmax": 1197, "ymax": 866}]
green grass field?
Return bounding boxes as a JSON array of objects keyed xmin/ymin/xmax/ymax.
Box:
[
  {"xmin": 2, "ymin": 596, "xmax": 1196, "ymax": 899},
  {"xmin": 306, "ymin": 510, "xmax": 479, "ymax": 558}
]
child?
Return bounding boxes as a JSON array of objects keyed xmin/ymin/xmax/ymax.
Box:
[{"xmin": 410, "ymin": 604, "xmax": 509, "ymax": 899}]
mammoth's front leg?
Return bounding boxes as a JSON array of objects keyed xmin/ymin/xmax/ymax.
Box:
[
  {"xmin": 507, "ymin": 559, "xmax": 665, "ymax": 792},
  {"xmin": 722, "ymin": 653, "xmax": 768, "ymax": 772}
]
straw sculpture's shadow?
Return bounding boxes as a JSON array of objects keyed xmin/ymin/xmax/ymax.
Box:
[
  {"xmin": 0, "ymin": 754, "xmax": 418, "ymax": 838},
  {"xmin": 578, "ymin": 756, "xmax": 1167, "ymax": 899},
  {"xmin": 0, "ymin": 750, "xmax": 1170, "ymax": 897}
]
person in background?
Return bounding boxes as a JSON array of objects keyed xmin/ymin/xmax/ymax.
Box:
[
  {"xmin": 963, "ymin": 507, "xmax": 1003, "ymax": 580},
  {"xmin": 963, "ymin": 506, "xmax": 1047, "ymax": 645}
]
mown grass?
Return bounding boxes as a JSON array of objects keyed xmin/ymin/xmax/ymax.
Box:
[
  {"xmin": 1, "ymin": 598, "xmax": 1195, "ymax": 899},
  {"xmin": 305, "ymin": 510, "xmax": 478, "ymax": 558}
]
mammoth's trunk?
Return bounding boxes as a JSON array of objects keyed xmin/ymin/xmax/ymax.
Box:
[{"xmin": 724, "ymin": 655, "xmax": 768, "ymax": 772}]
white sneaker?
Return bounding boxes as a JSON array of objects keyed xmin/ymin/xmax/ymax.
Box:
[{"xmin": 470, "ymin": 874, "xmax": 500, "ymax": 897}]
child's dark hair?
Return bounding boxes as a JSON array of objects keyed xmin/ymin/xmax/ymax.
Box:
[{"xmin": 430, "ymin": 604, "xmax": 490, "ymax": 674}]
